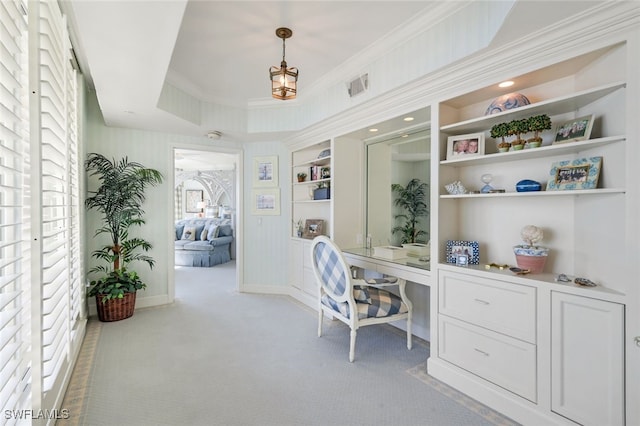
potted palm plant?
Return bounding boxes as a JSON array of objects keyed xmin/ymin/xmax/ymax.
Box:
[
  {"xmin": 391, "ymin": 178, "xmax": 429, "ymax": 245},
  {"xmin": 85, "ymin": 153, "xmax": 163, "ymax": 322}
]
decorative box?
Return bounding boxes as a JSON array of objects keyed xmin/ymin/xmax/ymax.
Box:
[
  {"xmin": 516, "ymin": 179, "xmax": 542, "ymax": 192},
  {"xmin": 373, "ymin": 246, "xmax": 408, "ymax": 260},
  {"xmin": 402, "ymin": 243, "xmax": 430, "ymax": 257},
  {"xmin": 313, "ymin": 188, "xmax": 330, "ymax": 200}
]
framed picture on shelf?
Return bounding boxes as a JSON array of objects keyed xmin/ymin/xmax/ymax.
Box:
[
  {"xmin": 185, "ymin": 190, "xmax": 203, "ymax": 213},
  {"xmin": 552, "ymin": 114, "xmax": 594, "ymax": 144},
  {"xmin": 302, "ymin": 219, "xmax": 324, "ymax": 239},
  {"xmin": 547, "ymin": 156, "xmax": 602, "ymax": 191},
  {"xmin": 446, "ymin": 133, "xmax": 485, "ymax": 160},
  {"xmin": 253, "ymin": 156, "xmax": 279, "ymax": 187},
  {"xmin": 446, "ymin": 240, "xmax": 480, "ymax": 265},
  {"xmin": 251, "ymin": 188, "xmax": 280, "ymax": 215}
]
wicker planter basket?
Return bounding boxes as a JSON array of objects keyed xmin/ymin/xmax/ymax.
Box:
[{"xmin": 95, "ymin": 292, "xmax": 137, "ymax": 322}]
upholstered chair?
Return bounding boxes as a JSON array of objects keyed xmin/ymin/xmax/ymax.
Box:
[{"xmin": 310, "ymin": 235, "xmax": 412, "ymax": 362}]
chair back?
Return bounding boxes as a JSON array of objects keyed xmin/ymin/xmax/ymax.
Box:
[{"xmin": 310, "ymin": 236, "xmax": 352, "ymax": 303}]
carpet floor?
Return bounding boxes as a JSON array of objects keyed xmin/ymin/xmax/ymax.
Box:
[{"xmin": 60, "ymin": 261, "xmax": 518, "ymax": 426}]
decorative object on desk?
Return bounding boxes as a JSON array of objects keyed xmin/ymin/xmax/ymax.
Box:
[
  {"xmin": 456, "ymin": 253, "xmax": 469, "ymax": 266},
  {"xmin": 547, "ymin": 156, "xmax": 602, "ymax": 191},
  {"xmin": 252, "ymin": 155, "xmax": 279, "ymax": 187},
  {"xmin": 302, "ymin": 219, "xmax": 324, "ymax": 239},
  {"xmin": 509, "ymin": 267, "xmax": 530, "ymax": 275},
  {"xmin": 251, "ymin": 188, "xmax": 280, "ymax": 215},
  {"xmin": 402, "ymin": 242, "xmax": 430, "ymax": 257},
  {"xmin": 574, "ymin": 277, "xmax": 597, "ymax": 287},
  {"xmin": 484, "ymin": 92, "xmax": 531, "ymax": 115},
  {"xmin": 293, "ymin": 218, "xmax": 303, "ymax": 237},
  {"xmin": 480, "ymin": 174, "xmax": 494, "ymax": 193},
  {"xmin": 446, "ymin": 240, "xmax": 480, "ymax": 265},
  {"xmin": 446, "ymin": 133, "xmax": 484, "ymax": 160},
  {"xmin": 317, "ymin": 148, "xmax": 331, "ymax": 159},
  {"xmin": 508, "ymin": 118, "xmax": 529, "ymax": 150},
  {"xmin": 296, "ymin": 172, "xmax": 307, "ymax": 182},
  {"xmin": 552, "ymin": 114, "xmax": 594, "ymax": 144},
  {"xmin": 444, "ymin": 181, "xmax": 468, "ymax": 195},
  {"xmin": 313, "ymin": 181, "xmax": 331, "ymax": 200},
  {"xmin": 516, "ymin": 179, "xmax": 542, "ymax": 192},
  {"xmin": 513, "ymin": 225, "xmax": 548, "ymax": 274},
  {"xmin": 391, "ymin": 178, "xmax": 429, "ymax": 244},
  {"xmin": 373, "ymin": 246, "xmax": 408, "ymax": 260},
  {"xmin": 526, "ymin": 114, "xmax": 551, "ymax": 147}
]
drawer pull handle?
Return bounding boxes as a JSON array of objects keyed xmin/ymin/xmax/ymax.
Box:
[
  {"xmin": 474, "ymin": 298, "xmax": 490, "ymax": 305},
  {"xmin": 474, "ymin": 348, "xmax": 490, "ymax": 357}
]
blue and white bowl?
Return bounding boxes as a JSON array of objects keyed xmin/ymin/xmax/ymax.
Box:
[{"xmin": 485, "ymin": 92, "xmax": 531, "ymax": 115}]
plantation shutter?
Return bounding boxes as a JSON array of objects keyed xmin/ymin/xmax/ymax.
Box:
[
  {"xmin": 35, "ymin": 0, "xmax": 83, "ymax": 406},
  {"xmin": 0, "ymin": 0, "xmax": 31, "ymax": 415}
]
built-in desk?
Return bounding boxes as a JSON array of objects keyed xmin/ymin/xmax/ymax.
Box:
[{"xmin": 342, "ymin": 247, "xmax": 431, "ymax": 286}]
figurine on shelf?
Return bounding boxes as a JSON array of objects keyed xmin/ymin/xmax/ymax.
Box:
[
  {"xmin": 480, "ymin": 174, "xmax": 494, "ymax": 193},
  {"xmin": 444, "ymin": 181, "xmax": 468, "ymax": 195}
]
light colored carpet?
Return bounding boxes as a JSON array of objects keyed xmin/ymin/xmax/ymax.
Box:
[{"xmin": 60, "ymin": 261, "xmax": 518, "ymax": 426}]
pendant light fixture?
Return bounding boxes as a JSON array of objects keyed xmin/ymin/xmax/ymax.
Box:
[{"xmin": 269, "ymin": 27, "xmax": 298, "ymax": 100}]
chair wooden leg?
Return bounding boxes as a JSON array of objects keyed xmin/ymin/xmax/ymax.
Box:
[
  {"xmin": 407, "ymin": 312, "xmax": 413, "ymax": 350},
  {"xmin": 349, "ymin": 329, "xmax": 357, "ymax": 362},
  {"xmin": 318, "ymin": 309, "xmax": 323, "ymax": 337}
]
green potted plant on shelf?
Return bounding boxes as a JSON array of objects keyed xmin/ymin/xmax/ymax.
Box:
[
  {"xmin": 508, "ymin": 118, "xmax": 529, "ymax": 150},
  {"xmin": 490, "ymin": 122, "xmax": 511, "ymax": 152},
  {"xmin": 391, "ymin": 178, "xmax": 429, "ymax": 244},
  {"xmin": 297, "ymin": 172, "xmax": 307, "ymax": 182},
  {"xmin": 85, "ymin": 153, "xmax": 164, "ymax": 322},
  {"xmin": 526, "ymin": 114, "xmax": 552, "ymax": 147}
]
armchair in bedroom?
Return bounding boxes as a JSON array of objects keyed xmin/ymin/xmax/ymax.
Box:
[{"xmin": 310, "ymin": 235, "xmax": 413, "ymax": 362}]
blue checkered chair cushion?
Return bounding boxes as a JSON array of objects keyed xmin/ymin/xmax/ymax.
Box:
[{"xmin": 321, "ymin": 288, "xmax": 408, "ymax": 320}]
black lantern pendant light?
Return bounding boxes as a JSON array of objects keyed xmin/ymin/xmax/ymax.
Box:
[{"xmin": 269, "ymin": 27, "xmax": 298, "ymax": 100}]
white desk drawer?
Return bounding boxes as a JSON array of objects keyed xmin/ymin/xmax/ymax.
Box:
[
  {"xmin": 439, "ymin": 271, "xmax": 536, "ymax": 343},
  {"xmin": 439, "ymin": 316, "xmax": 537, "ymax": 402}
]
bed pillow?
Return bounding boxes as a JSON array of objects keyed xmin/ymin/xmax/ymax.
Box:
[{"xmin": 181, "ymin": 226, "xmax": 197, "ymax": 241}]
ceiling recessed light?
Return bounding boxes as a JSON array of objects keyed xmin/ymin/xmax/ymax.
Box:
[
  {"xmin": 499, "ymin": 81, "xmax": 514, "ymax": 88},
  {"xmin": 369, "ymin": 128, "xmax": 378, "ymax": 132},
  {"xmin": 403, "ymin": 117, "xmax": 414, "ymax": 122}
]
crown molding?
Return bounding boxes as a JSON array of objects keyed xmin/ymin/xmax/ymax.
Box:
[{"xmin": 284, "ymin": 1, "xmax": 639, "ymax": 151}]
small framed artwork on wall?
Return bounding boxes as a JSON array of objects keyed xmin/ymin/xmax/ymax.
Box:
[
  {"xmin": 253, "ymin": 156, "xmax": 279, "ymax": 187},
  {"xmin": 185, "ymin": 190, "xmax": 203, "ymax": 213}
]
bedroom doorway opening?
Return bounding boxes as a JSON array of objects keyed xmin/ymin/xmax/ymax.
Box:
[{"xmin": 171, "ymin": 146, "xmax": 241, "ymax": 298}]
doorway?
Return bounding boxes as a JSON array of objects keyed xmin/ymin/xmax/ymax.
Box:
[{"xmin": 170, "ymin": 145, "xmax": 242, "ymax": 300}]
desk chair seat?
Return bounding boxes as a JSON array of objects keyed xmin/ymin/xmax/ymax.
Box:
[{"xmin": 311, "ymin": 236, "xmax": 413, "ymax": 362}]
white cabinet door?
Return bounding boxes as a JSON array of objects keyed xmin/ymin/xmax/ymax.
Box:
[
  {"xmin": 551, "ymin": 292, "xmax": 624, "ymax": 426},
  {"xmin": 289, "ymin": 239, "xmax": 303, "ymax": 289}
]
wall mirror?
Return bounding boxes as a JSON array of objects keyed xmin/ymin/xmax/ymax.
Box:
[{"xmin": 366, "ymin": 126, "xmax": 430, "ymax": 248}]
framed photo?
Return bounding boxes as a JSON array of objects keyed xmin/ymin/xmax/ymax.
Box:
[
  {"xmin": 251, "ymin": 188, "xmax": 280, "ymax": 215},
  {"xmin": 253, "ymin": 156, "xmax": 279, "ymax": 187},
  {"xmin": 547, "ymin": 156, "xmax": 602, "ymax": 191},
  {"xmin": 446, "ymin": 133, "xmax": 485, "ymax": 160},
  {"xmin": 446, "ymin": 240, "xmax": 480, "ymax": 265},
  {"xmin": 552, "ymin": 114, "xmax": 594, "ymax": 144},
  {"xmin": 302, "ymin": 219, "xmax": 324, "ymax": 239},
  {"xmin": 185, "ymin": 190, "xmax": 203, "ymax": 213}
]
